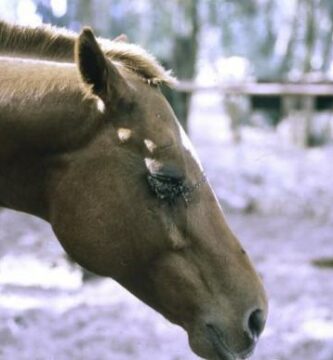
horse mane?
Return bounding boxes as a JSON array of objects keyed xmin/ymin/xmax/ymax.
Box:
[{"xmin": 0, "ymin": 21, "xmax": 175, "ymax": 85}]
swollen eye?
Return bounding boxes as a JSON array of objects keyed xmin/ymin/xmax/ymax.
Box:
[{"xmin": 147, "ymin": 174, "xmax": 188, "ymax": 203}]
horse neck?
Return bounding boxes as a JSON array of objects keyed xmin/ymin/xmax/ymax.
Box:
[
  {"xmin": 0, "ymin": 57, "xmax": 101, "ymax": 219},
  {"xmin": 0, "ymin": 21, "xmax": 75, "ymax": 62}
]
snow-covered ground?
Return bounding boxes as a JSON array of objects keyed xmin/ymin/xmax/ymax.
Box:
[
  {"xmin": 0, "ymin": 90, "xmax": 332, "ymax": 360},
  {"xmin": 190, "ymin": 91, "xmax": 333, "ymax": 222}
]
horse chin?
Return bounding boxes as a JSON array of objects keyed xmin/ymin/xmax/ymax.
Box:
[
  {"xmin": 189, "ymin": 336, "xmax": 235, "ymax": 360},
  {"xmin": 187, "ymin": 323, "xmax": 247, "ymax": 360}
]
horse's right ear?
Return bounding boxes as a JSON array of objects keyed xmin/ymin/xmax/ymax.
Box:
[
  {"xmin": 75, "ymin": 27, "xmax": 128, "ymax": 102},
  {"xmin": 113, "ymin": 33, "xmax": 128, "ymax": 43}
]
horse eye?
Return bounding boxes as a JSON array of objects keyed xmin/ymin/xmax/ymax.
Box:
[{"xmin": 147, "ymin": 173, "xmax": 187, "ymax": 203}]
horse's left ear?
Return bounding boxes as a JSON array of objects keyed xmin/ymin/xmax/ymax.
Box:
[{"xmin": 75, "ymin": 27, "xmax": 128, "ymax": 101}]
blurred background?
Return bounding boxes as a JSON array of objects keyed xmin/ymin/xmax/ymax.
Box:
[{"xmin": 0, "ymin": 0, "xmax": 333, "ymax": 359}]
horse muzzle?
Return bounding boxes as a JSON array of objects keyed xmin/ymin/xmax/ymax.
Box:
[{"xmin": 188, "ymin": 307, "xmax": 266, "ymax": 360}]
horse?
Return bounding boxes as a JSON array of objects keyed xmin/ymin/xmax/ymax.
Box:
[{"xmin": 0, "ymin": 21, "xmax": 268, "ymax": 360}]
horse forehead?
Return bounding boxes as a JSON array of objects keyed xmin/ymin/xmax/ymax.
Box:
[
  {"xmin": 124, "ymin": 77, "xmax": 203, "ymax": 169},
  {"xmin": 143, "ymin": 107, "xmax": 203, "ymax": 170}
]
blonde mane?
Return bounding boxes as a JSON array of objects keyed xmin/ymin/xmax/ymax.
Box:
[
  {"xmin": 0, "ymin": 21, "xmax": 175, "ymax": 85},
  {"xmin": 99, "ymin": 38, "xmax": 175, "ymax": 85}
]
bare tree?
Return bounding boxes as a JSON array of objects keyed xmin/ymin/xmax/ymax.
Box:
[
  {"xmin": 161, "ymin": 0, "xmax": 199, "ymax": 131},
  {"xmin": 279, "ymin": 0, "xmax": 301, "ymax": 75},
  {"xmin": 303, "ymin": 0, "xmax": 316, "ymax": 73},
  {"xmin": 321, "ymin": 0, "xmax": 333, "ymax": 72}
]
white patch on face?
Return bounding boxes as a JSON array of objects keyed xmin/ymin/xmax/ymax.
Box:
[
  {"xmin": 117, "ymin": 128, "xmax": 132, "ymax": 143},
  {"xmin": 144, "ymin": 158, "xmax": 163, "ymax": 173},
  {"xmin": 144, "ymin": 139, "xmax": 157, "ymax": 153},
  {"xmin": 178, "ymin": 125, "xmax": 203, "ymax": 170},
  {"xmin": 96, "ymin": 98, "xmax": 105, "ymax": 113}
]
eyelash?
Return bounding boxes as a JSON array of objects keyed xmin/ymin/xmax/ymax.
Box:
[{"xmin": 147, "ymin": 174, "xmax": 189, "ymax": 204}]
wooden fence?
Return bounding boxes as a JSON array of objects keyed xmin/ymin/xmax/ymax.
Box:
[{"xmin": 175, "ymin": 81, "xmax": 333, "ymax": 146}]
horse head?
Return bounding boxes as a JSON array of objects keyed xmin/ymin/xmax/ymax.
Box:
[{"xmin": 49, "ymin": 28, "xmax": 268, "ymax": 360}]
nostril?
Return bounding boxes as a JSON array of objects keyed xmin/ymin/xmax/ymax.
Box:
[{"xmin": 247, "ymin": 309, "xmax": 265, "ymax": 339}]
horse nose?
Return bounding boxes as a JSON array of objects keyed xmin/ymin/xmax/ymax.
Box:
[{"xmin": 246, "ymin": 308, "xmax": 266, "ymax": 340}]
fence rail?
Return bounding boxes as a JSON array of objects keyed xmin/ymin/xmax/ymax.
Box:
[
  {"xmin": 174, "ymin": 81, "xmax": 333, "ymax": 147},
  {"xmin": 175, "ymin": 81, "xmax": 333, "ymax": 96}
]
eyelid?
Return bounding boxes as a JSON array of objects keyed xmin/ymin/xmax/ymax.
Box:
[
  {"xmin": 151, "ymin": 173, "xmax": 184, "ymax": 186},
  {"xmin": 147, "ymin": 173, "xmax": 187, "ymax": 203},
  {"xmin": 151, "ymin": 165, "xmax": 185, "ymax": 181}
]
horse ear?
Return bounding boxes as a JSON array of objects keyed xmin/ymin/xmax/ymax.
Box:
[
  {"xmin": 75, "ymin": 27, "xmax": 128, "ymax": 101},
  {"xmin": 76, "ymin": 28, "xmax": 108, "ymax": 95},
  {"xmin": 113, "ymin": 34, "xmax": 128, "ymax": 43}
]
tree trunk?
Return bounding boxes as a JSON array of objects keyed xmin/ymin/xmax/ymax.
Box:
[
  {"xmin": 303, "ymin": 0, "xmax": 316, "ymax": 73},
  {"xmin": 321, "ymin": 2, "xmax": 333, "ymax": 73},
  {"xmin": 162, "ymin": 0, "xmax": 199, "ymax": 132},
  {"xmin": 261, "ymin": 0, "xmax": 276, "ymax": 57},
  {"xmin": 279, "ymin": 0, "xmax": 301, "ymax": 75}
]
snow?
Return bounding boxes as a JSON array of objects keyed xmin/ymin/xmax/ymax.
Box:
[{"xmin": 190, "ymin": 90, "xmax": 333, "ymax": 222}]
